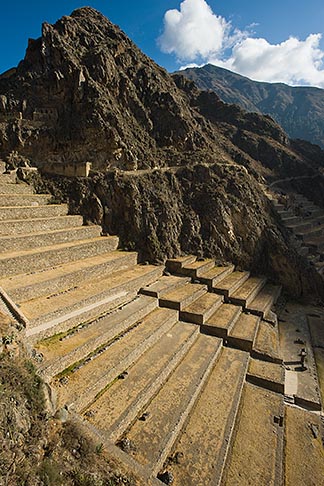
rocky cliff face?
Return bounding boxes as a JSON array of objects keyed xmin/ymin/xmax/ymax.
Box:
[
  {"xmin": 179, "ymin": 64, "xmax": 324, "ymax": 149},
  {"xmin": 0, "ymin": 7, "xmax": 323, "ymax": 182},
  {"xmin": 35, "ymin": 165, "xmax": 324, "ymax": 301}
]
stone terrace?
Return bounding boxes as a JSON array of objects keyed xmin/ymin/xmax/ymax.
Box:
[
  {"xmin": 273, "ymin": 191, "xmax": 324, "ymax": 277},
  {"xmin": 0, "ymin": 163, "xmax": 323, "ymax": 485}
]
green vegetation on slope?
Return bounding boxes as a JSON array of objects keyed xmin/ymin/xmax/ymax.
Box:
[{"xmin": 0, "ymin": 311, "xmax": 135, "ymax": 486}]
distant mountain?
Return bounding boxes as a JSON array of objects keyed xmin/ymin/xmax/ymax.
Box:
[{"xmin": 178, "ymin": 64, "xmax": 324, "ymax": 148}]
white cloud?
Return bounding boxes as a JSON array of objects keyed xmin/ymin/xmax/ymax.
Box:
[
  {"xmin": 158, "ymin": 0, "xmax": 230, "ymax": 61},
  {"xmin": 218, "ymin": 34, "xmax": 324, "ymax": 86},
  {"xmin": 159, "ymin": 0, "xmax": 324, "ymax": 88}
]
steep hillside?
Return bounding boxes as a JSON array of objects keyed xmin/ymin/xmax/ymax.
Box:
[
  {"xmin": 179, "ymin": 64, "xmax": 324, "ymax": 149},
  {"xmin": 0, "ymin": 7, "xmax": 324, "ymax": 300},
  {"xmin": 33, "ymin": 163, "xmax": 324, "ymax": 300},
  {"xmin": 0, "ymin": 7, "xmax": 222, "ymax": 171},
  {"xmin": 0, "ymin": 7, "xmax": 323, "ymax": 183}
]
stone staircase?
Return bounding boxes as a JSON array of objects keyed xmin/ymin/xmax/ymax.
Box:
[
  {"xmin": 273, "ymin": 192, "xmax": 324, "ymax": 276},
  {"xmin": 0, "ymin": 163, "xmax": 322, "ymax": 485}
]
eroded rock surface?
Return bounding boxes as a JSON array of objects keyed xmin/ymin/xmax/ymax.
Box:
[{"xmin": 37, "ymin": 165, "xmax": 324, "ymax": 301}]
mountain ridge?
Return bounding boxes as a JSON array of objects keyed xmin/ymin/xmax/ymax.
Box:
[{"xmin": 177, "ymin": 64, "xmax": 324, "ymax": 148}]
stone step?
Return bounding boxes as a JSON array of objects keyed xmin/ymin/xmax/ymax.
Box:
[
  {"xmin": 164, "ymin": 348, "xmax": 249, "ymax": 486},
  {"xmin": 0, "ymin": 194, "xmax": 50, "ymax": 207},
  {"xmin": 55, "ymin": 307, "xmax": 179, "ymax": 412},
  {"xmin": 287, "ymin": 214, "xmax": 324, "ymax": 232},
  {"xmin": 282, "ymin": 215, "xmax": 301, "ymax": 225},
  {"xmin": 0, "ymin": 203, "xmax": 68, "ymax": 221},
  {"xmin": 4, "ymin": 250, "xmax": 137, "ymax": 303},
  {"xmin": 246, "ymin": 284, "xmax": 282, "ymax": 318},
  {"xmin": 0, "ymin": 171, "xmax": 17, "ymax": 183},
  {"xmin": 277, "ymin": 209, "xmax": 294, "ymax": 217},
  {"xmin": 273, "ymin": 203, "xmax": 285, "ymax": 211},
  {"xmin": 246, "ymin": 358, "xmax": 285, "ymax": 394},
  {"xmin": 0, "ymin": 235, "xmax": 118, "ymax": 278},
  {"xmin": 197, "ymin": 264, "xmax": 235, "ymax": 287},
  {"xmin": 179, "ymin": 259, "xmax": 215, "ymax": 278},
  {"xmin": 159, "ymin": 282, "xmax": 207, "ymax": 311},
  {"xmin": 179, "ymin": 291, "xmax": 223, "ymax": 325},
  {"xmin": 23, "ymin": 264, "xmax": 163, "ymax": 342},
  {"xmin": 221, "ymin": 383, "xmax": 284, "ymax": 486},
  {"xmin": 139, "ymin": 275, "xmax": 190, "ymax": 298},
  {"xmin": 0, "ymin": 215, "xmax": 83, "ymax": 236},
  {"xmin": 36, "ymin": 295, "xmax": 157, "ymax": 380},
  {"xmin": 284, "ymin": 406, "xmax": 324, "ymax": 485},
  {"xmin": 295, "ymin": 224, "xmax": 324, "ymax": 240},
  {"xmin": 0, "ymin": 225, "xmax": 102, "ymax": 254},
  {"xmin": 83, "ymin": 321, "xmax": 200, "ymax": 442},
  {"xmin": 201, "ymin": 303, "xmax": 242, "ymax": 338},
  {"xmin": 280, "ymin": 210, "xmax": 300, "ymax": 219},
  {"xmin": 0, "ymin": 182, "xmax": 34, "ymax": 194},
  {"xmin": 229, "ymin": 276, "xmax": 267, "ymax": 307},
  {"xmin": 122, "ymin": 334, "xmax": 222, "ymax": 475},
  {"xmin": 227, "ymin": 313, "xmax": 261, "ymax": 352},
  {"xmin": 304, "ymin": 236, "xmax": 324, "ymax": 252},
  {"xmin": 212, "ymin": 271, "xmax": 250, "ymax": 298},
  {"xmin": 166, "ymin": 255, "xmax": 196, "ymax": 273},
  {"xmin": 252, "ymin": 320, "xmax": 282, "ymax": 363}
]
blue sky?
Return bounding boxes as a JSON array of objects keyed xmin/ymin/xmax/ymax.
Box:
[{"xmin": 1, "ymin": 1, "xmax": 324, "ymax": 86}]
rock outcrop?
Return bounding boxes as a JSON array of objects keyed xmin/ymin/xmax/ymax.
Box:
[
  {"xmin": 37, "ymin": 165, "xmax": 324, "ymax": 300},
  {"xmin": 0, "ymin": 7, "xmax": 219, "ymax": 170}
]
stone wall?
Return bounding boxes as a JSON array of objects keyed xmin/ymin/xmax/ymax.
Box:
[{"xmin": 42, "ymin": 162, "xmax": 92, "ymax": 178}]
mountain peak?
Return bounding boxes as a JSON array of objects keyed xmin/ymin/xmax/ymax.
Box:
[{"xmin": 0, "ymin": 9, "xmax": 217, "ymax": 169}]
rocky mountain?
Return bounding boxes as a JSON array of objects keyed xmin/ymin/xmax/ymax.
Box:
[
  {"xmin": 0, "ymin": 8, "xmax": 224, "ymax": 171},
  {"xmin": 0, "ymin": 7, "xmax": 324, "ymax": 298},
  {"xmin": 0, "ymin": 7, "xmax": 323, "ymax": 182},
  {"xmin": 178, "ymin": 64, "xmax": 324, "ymax": 149}
]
